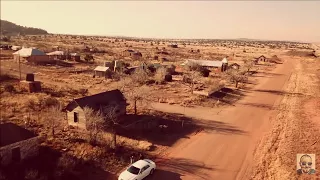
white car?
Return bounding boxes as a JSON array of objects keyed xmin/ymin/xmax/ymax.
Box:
[{"xmin": 118, "ymin": 159, "xmax": 156, "ymax": 180}]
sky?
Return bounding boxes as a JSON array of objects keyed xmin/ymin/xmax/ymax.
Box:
[{"xmin": 1, "ymin": 1, "xmax": 320, "ymax": 42}]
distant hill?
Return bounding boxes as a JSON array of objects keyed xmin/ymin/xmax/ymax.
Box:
[{"xmin": 0, "ymin": 20, "xmax": 48, "ymax": 36}]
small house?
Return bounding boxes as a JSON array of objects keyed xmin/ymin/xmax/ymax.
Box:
[
  {"xmin": 70, "ymin": 53, "xmax": 80, "ymax": 61},
  {"xmin": 13, "ymin": 48, "xmax": 49, "ymax": 63},
  {"xmin": 256, "ymin": 55, "xmax": 267, "ymax": 62},
  {"xmin": 47, "ymin": 51, "xmax": 66, "ymax": 60},
  {"xmin": 228, "ymin": 63, "xmax": 240, "ymax": 70},
  {"xmin": 94, "ymin": 66, "xmax": 112, "ymax": 78},
  {"xmin": 181, "ymin": 58, "xmax": 228, "ymax": 72},
  {"xmin": 0, "ymin": 123, "xmax": 39, "ymax": 166},
  {"xmin": 132, "ymin": 52, "xmax": 142, "ymax": 60},
  {"xmin": 168, "ymin": 44, "xmax": 178, "ymax": 48},
  {"xmin": 65, "ymin": 90, "xmax": 127, "ymax": 129},
  {"xmin": 123, "ymin": 49, "xmax": 135, "ymax": 56}
]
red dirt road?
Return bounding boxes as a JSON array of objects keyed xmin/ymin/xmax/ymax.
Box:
[{"xmin": 149, "ymin": 59, "xmax": 296, "ymax": 180}]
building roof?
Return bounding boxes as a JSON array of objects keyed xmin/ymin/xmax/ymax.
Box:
[
  {"xmin": 222, "ymin": 57, "xmax": 228, "ymax": 63},
  {"xmin": 94, "ymin": 66, "xmax": 110, "ymax": 72},
  {"xmin": 0, "ymin": 123, "xmax": 37, "ymax": 147},
  {"xmin": 256, "ymin": 55, "xmax": 267, "ymax": 59},
  {"xmin": 65, "ymin": 89, "xmax": 126, "ymax": 112},
  {"xmin": 47, "ymin": 51, "xmax": 65, "ymax": 56},
  {"xmin": 182, "ymin": 59, "xmax": 223, "ymax": 67},
  {"xmin": 13, "ymin": 48, "xmax": 46, "ymax": 57},
  {"xmin": 70, "ymin": 53, "xmax": 79, "ymax": 56}
]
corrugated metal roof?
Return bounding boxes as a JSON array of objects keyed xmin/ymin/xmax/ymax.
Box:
[
  {"xmin": 12, "ymin": 48, "xmax": 46, "ymax": 57},
  {"xmin": 94, "ymin": 66, "xmax": 109, "ymax": 72},
  {"xmin": 47, "ymin": 51, "xmax": 64, "ymax": 56},
  {"xmin": 182, "ymin": 59, "xmax": 223, "ymax": 67},
  {"xmin": 65, "ymin": 89, "xmax": 126, "ymax": 112},
  {"xmin": 70, "ymin": 53, "xmax": 79, "ymax": 56}
]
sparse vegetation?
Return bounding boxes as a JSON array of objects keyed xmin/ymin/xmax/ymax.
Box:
[
  {"xmin": 225, "ymin": 69, "xmax": 248, "ymax": 88},
  {"xmin": 0, "ymin": 25, "xmax": 315, "ymax": 180}
]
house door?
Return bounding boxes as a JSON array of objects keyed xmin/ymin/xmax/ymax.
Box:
[
  {"xmin": 74, "ymin": 112, "xmax": 79, "ymax": 123},
  {"xmin": 12, "ymin": 147, "xmax": 21, "ymax": 162}
]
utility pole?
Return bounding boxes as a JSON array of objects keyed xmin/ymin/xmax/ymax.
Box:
[{"xmin": 18, "ymin": 55, "xmax": 22, "ymax": 80}]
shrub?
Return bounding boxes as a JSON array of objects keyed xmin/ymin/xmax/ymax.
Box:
[
  {"xmin": 4, "ymin": 84, "xmax": 15, "ymax": 93},
  {"xmin": 154, "ymin": 67, "xmax": 168, "ymax": 84},
  {"xmin": 132, "ymin": 68, "xmax": 149, "ymax": 85}
]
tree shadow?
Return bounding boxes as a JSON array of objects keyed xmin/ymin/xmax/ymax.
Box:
[
  {"xmin": 258, "ymin": 72, "xmax": 284, "ymax": 76},
  {"xmin": 236, "ymin": 102, "xmax": 274, "ymax": 110},
  {"xmin": 208, "ymin": 87, "xmax": 247, "ymax": 106},
  {"xmin": 117, "ymin": 111, "xmax": 246, "ymax": 146},
  {"xmin": 253, "ymin": 89, "xmax": 304, "ymax": 97}
]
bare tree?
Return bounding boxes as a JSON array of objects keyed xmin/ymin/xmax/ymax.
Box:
[
  {"xmin": 225, "ymin": 69, "xmax": 248, "ymax": 88},
  {"xmin": 205, "ymin": 79, "xmax": 224, "ymax": 93},
  {"xmin": 127, "ymin": 85, "xmax": 150, "ymax": 115},
  {"xmin": 26, "ymin": 96, "xmax": 46, "ymax": 122},
  {"xmin": 83, "ymin": 107, "xmax": 105, "ymax": 145},
  {"xmin": 117, "ymin": 77, "xmax": 132, "ymax": 92},
  {"xmin": 131, "ymin": 68, "xmax": 149, "ymax": 85},
  {"xmin": 102, "ymin": 105, "xmax": 120, "ymax": 149},
  {"xmin": 183, "ymin": 70, "xmax": 202, "ymax": 94},
  {"xmin": 243, "ymin": 59, "xmax": 255, "ymax": 73},
  {"xmin": 43, "ymin": 105, "xmax": 65, "ymax": 137}
]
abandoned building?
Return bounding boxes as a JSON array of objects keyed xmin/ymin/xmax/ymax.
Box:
[
  {"xmin": 70, "ymin": 53, "xmax": 81, "ymax": 61},
  {"xmin": 47, "ymin": 51, "xmax": 67, "ymax": 60},
  {"xmin": 168, "ymin": 44, "xmax": 178, "ymax": 48},
  {"xmin": 13, "ymin": 48, "xmax": 50, "ymax": 63},
  {"xmin": 65, "ymin": 89, "xmax": 128, "ymax": 129},
  {"xmin": 94, "ymin": 66, "xmax": 112, "ymax": 78},
  {"xmin": 20, "ymin": 73, "xmax": 42, "ymax": 93},
  {"xmin": 123, "ymin": 49, "xmax": 135, "ymax": 56},
  {"xmin": 0, "ymin": 44, "xmax": 12, "ymax": 50},
  {"xmin": 0, "ymin": 123, "xmax": 39, "ymax": 166},
  {"xmin": 132, "ymin": 52, "xmax": 142, "ymax": 60},
  {"xmin": 256, "ymin": 55, "xmax": 267, "ymax": 62},
  {"xmin": 228, "ymin": 63, "xmax": 241, "ymax": 70},
  {"xmin": 181, "ymin": 58, "xmax": 228, "ymax": 72}
]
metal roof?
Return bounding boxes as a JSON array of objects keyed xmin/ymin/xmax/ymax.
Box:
[
  {"xmin": 12, "ymin": 48, "xmax": 46, "ymax": 57},
  {"xmin": 182, "ymin": 59, "xmax": 223, "ymax": 67},
  {"xmin": 94, "ymin": 66, "xmax": 110, "ymax": 72},
  {"xmin": 47, "ymin": 51, "xmax": 65, "ymax": 56}
]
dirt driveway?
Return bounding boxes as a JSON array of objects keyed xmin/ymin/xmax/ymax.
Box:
[{"xmin": 149, "ymin": 59, "xmax": 296, "ymax": 180}]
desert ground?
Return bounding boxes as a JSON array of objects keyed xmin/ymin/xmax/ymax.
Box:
[{"xmin": 0, "ymin": 35, "xmax": 319, "ymax": 180}]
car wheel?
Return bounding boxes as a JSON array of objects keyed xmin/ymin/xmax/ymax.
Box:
[{"xmin": 149, "ymin": 168, "xmax": 154, "ymax": 175}]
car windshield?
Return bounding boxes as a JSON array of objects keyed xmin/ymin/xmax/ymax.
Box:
[{"xmin": 127, "ymin": 165, "xmax": 140, "ymax": 175}]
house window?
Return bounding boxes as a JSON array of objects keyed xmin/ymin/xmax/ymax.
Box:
[{"xmin": 74, "ymin": 112, "xmax": 79, "ymax": 123}]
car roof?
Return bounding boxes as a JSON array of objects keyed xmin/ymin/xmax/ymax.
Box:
[{"xmin": 131, "ymin": 159, "xmax": 150, "ymax": 169}]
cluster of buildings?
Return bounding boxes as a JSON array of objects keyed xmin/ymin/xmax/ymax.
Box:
[{"xmin": 12, "ymin": 48, "xmax": 81, "ymax": 63}]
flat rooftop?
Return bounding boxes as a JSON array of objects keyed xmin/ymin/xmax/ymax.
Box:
[{"xmin": 0, "ymin": 123, "xmax": 37, "ymax": 147}]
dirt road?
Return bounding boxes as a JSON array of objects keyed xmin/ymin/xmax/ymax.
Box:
[{"xmin": 149, "ymin": 59, "xmax": 296, "ymax": 180}]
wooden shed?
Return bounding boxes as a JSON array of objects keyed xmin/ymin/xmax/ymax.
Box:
[{"xmin": 94, "ymin": 66, "xmax": 112, "ymax": 78}]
